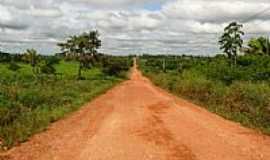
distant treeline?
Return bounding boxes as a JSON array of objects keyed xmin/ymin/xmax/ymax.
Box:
[{"xmin": 0, "ymin": 51, "xmax": 23, "ymax": 62}]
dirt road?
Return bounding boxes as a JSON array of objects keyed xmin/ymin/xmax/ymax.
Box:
[{"xmin": 2, "ymin": 61, "xmax": 270, "ymax": 160}]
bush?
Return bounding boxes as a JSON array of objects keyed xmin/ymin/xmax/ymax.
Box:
[
  {"xmin": 139, "ymin": 55, "xmax": 270, "ymax": 134},
  {"xmin": 40, "ymin": 64, "xmax": 56, "ymax": 74},
  {"xmin": 0, "ymin": 103, "xmax": 26, "ymax": 126},
  {"xmin": 18, "ymin": 90, "xmax": 45, "ymax": 109},
  {"xmin": 39, "ymin": 56, "xmax": 60, "ymax": 74},
  {"xmin": 102, "ymin": 58, "xmax": 131, "ymax": 77},
  {"xmin": 0, "ymin": 61, "xmax": 123, "ymax": 148},
  {"xmin": 8, "ymin": 62, "xmax": 21, "ymax": 72},
  {"xmin": 225, "ymin": 82, "xmax": 270, "ymax": 127}
]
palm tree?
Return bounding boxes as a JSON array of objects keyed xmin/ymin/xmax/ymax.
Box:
[
  {"xmin": 23, "ymin": 49, "xmax": 40, "ymax": 74},
  {"xmin": 246, "ymin": 37, "xmax": 270, "ymax": 56},
  {"xmin": 58, "ymin": 31, "xmax": 101, "ymax": 79},
  {"xmin": 219, "ymin": 22, "xmax": 244, "ymax": 65}
]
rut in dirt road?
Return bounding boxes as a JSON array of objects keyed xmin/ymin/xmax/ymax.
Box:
[{"xmin": 1, "ymin": 61, "xmax": 270, "ymax": 160}]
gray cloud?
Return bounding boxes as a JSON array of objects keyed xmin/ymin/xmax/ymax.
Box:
[
  {"xmin": 0, "ymin": 0, "xmax": 270, "ymax": 55},
  {"xmin": 0, "ymin": 22, "xmax": 28, "ymax": 30}
]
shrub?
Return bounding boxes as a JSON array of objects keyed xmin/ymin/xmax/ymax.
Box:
[
  {"xmin": 8, "ymin": 62, "xmax": 21, "ymax": 72},
  {"xmin": 225, "ymin": 82, "xmax": 270, "ymax": 126},
  {"xmin": 102, "ymin": 58, "xmax": 130, "ymax": 77},
  {"xmin": 18, "ymin": 89, "xmax": 45, "ymax": 109},
  {"xmin": 139, "ymin": 55, "xmax": 270, "ymax": 134},
  {"xmin": 40, "ymin": 64, "xmax": 56, "ymax": 74},
  {"xmin": 0, "ymin": 61, "xmax": 123, "ymax": 148}
]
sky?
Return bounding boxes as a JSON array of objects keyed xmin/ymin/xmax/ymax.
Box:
[{"xmin": 0, "ymin": 0, "xmax": 270, "ymax": 56}]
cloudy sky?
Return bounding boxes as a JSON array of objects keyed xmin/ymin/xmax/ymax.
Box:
[{"xmin": 0, "ymin": 0, "xmax": 270, "ymax": 55}]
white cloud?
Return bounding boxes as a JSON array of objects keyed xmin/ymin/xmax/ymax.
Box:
[
  {"xmin": 0, "ymin": 4, "xmax": 12, "ymax": 23},
  {"xmin": 28, "ymin": 6, "xmax": 62, "ymax": 17},
  {"xmin": 0, "ymin": 0, "xmax": 270, "ymax": 55}
]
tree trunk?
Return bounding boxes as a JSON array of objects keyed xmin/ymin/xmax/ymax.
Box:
[
  {"xmin": 267, "ymin": 36, "xmax": 269, "ymax": 56},
  {"xmin": 162, "ymin": 58, "xmax": 166, "ymax": 72},
  {"xmin": 234, "ymin": 55, "xmax": 237, "ymax": 66}
]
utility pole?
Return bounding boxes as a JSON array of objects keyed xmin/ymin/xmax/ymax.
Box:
[
  {"xmin": 162, "ymin": 58, "xmax": 166, "ymax": 72},
  {"xmin": 267, "ymin": 36, "xmax": 269, "ymax": 56}
]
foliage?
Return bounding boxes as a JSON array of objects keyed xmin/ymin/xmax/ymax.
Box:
[
  {"xmin": 101, "ymin": 56, "xmax": 132, "ymax": 77},
  {"xmin": 0, "ymin": 29, "xmax": 133, "ymax": 149},
  {"xmin": 0, "ymin": 52, "xmax": 11, "ymax": 62},
  {"xmin": 22, "ymin": 49, "xmax": 40, "ymax": 74},
  {"xmin": 39, "ymin": 56, "xmax": 60, "ymax": 74},
  {"xmin": 219, "ymin": 22, "xmax": 244, "ymax": 64},
  {"xmin": 8, "ymin": 61, "xmax": 21, "ymax": 72},
  {"xmin": 246, "ymin": 36, "xmax": 270, "ymax": 56},
  {"xmin": 139, "ymin": 54, "xmax": 270, "ymax": 134},
  {"xmin": 0, "ymin": 58, "xmax": 129, "ymax": 148},
  {"xmin": 0, "ymin": 52, "xmax": 24, "ymax": 63},
  {"xmin": 58, "ymin": 31, "xmax": 102, "ymax": 79}
]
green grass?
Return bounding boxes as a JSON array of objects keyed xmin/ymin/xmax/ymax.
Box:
[
  {"xmin": 139, "ymin": 55, "xmax": 270, "ymax": 134},
  {"xmin": 0, "ymin": 61, "xmax": 123, "ymax": 148}
]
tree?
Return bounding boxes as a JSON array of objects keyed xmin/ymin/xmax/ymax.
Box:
[
  {"xmin": 58, "ymin": 31, "xmax": 101, "ymax": 79},
  {"xmin": 22, "ymin": 49, "xmax": 40, "ymax": 74},
  {"xmin": 246, "ymin": 36, "xmax": 270, "ymax": 56},
  {"xmin": 219, "ymin": 22, "xmax": 244, "ymax": 65}
]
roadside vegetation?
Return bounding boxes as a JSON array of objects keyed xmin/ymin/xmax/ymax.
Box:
[
  {"xmin": 139, "ymin": 22, "xmax": 270, "ymax": 134},
  {"xmin": 0, "ymin": 31, "xmax": 132, "ymax": 149}
]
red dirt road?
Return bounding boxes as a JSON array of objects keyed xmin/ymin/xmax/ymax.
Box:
[{"xmin": 1, "ymin": 62, "xmax": 270, "ymax": 160}]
